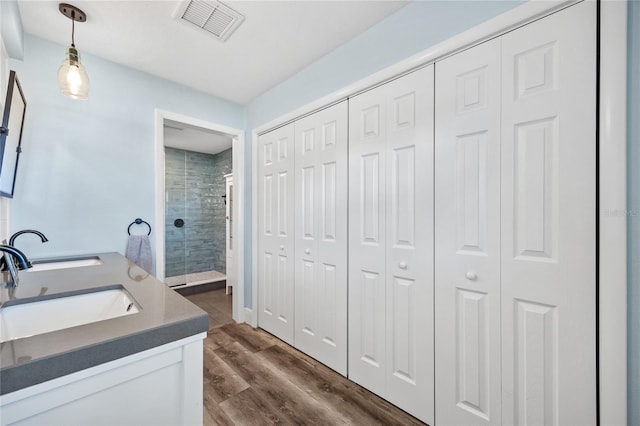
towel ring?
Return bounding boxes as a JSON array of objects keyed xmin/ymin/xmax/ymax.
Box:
[{"xmin": 128, "ymin": 218, "xmax": 151, "ymax": 236}]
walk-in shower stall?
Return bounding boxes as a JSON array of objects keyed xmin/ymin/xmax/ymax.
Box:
[{"xmin": 164, "ymin": 147, "xmax": 231, "ymax": 287}]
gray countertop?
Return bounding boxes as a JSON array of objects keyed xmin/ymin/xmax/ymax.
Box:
[{"xmin": 0, "ymin": 252, "xmax": 209, "ymax": 395}]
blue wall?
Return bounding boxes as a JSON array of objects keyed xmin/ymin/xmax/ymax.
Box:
[
  {"xmin": 246, "ymin": 0, "xmax": 524, "ymax": 129},
  {"xmin": 0, "ymin": 0, "xmax": 24, "ymax": 60},
  {"xmin": 243, "ymin": 0, "xmax": 524, "ymax": 307},
  {"xmin": 628, "ymin": 1, "xmax": 640, "ymax": 423},
  {"xmin": 7, "ymin": 35, "xmax": 243, "ymax": 271}
]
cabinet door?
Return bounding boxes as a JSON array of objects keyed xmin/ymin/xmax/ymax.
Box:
[
  {"xmin": 435, "ymin": 38, "xmax": 502, "ymax": 426},
  {"xmin": 500, "ymin": 2, "xmax": 597, "ymax": 424},
  {"xmin": 258, "ymin": 124, "xmax": 295, "ymax": 345},
  {"xmin": 294, "ymin": 101, "xmax": 348, "ymax": 375},
  {"xmin": 348, "ymin": 65, "xmax": 434, "ymax": 425}
]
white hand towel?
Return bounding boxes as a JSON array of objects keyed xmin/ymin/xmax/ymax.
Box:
[{"xmin": 126, "ymin": 234, "xmax": 152, "ymax": 274}]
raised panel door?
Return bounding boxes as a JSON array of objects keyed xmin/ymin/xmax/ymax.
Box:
[
  {"xmin": 435, "ymin": 38, "xmax": 502, "ymax": 425},
  {"xmin": 500, "ymin": 3, "xmax": 597, "ymax": 424},
  {"xmin": 348, "ymin": 88, "xmax": 387, "ymax": 396},
  {"xmin": 294, "ymin": 101, "xmax": 348, "ymax": 376},
  {"xmin": 348, "ymin": 65, "xmax": 434, "ymax": 425},
  {"xmin": 258, "ymin": 124, "xmax": 295, "ymax": 345},
  {"xmin": 384, "ymin": 65, "xmax": 434, "ymax": 425}
]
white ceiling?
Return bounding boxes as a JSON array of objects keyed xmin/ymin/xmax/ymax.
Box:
[
  {"xmin": 17, "ymin": 0, "xmax": 409, "ymax": 105},
  {"xmin": 163, "ymin": 118, "xmax": 232, "ymax": 155}
]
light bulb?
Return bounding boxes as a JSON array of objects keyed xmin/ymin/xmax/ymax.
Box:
[
  {"xmin": 58, "ymin": 46, "xmax": 90, "ymax": 100},
  {"xmin": 67, "ymin": 65, "xmax": 82, "ymax": 92}
]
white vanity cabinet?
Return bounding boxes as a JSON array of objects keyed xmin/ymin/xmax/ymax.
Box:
[
  {"xmin": 0, "ymin": 253, "xmax": 208, "ymax": 426},
  {"xmin": 0, "ymin": 334, "xmax": 205, "ymax": 426}
]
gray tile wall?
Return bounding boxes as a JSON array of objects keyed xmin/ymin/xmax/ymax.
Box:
[
  {"xmin": 165, "ymin": 148, "xmax": 186, "ymax": 278},
  {"xmin": 165, "ymin": 147, "xmax": 232, "ymax": 278}
]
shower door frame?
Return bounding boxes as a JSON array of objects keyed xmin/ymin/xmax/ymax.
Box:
[{"xmin": 154, "ymin": 109, "xmax": 245, "ymax": 323}]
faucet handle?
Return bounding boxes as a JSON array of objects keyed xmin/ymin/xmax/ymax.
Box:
[{"xmin": 1, "ymin": 251, "xmax": 20, "ymax": 287}]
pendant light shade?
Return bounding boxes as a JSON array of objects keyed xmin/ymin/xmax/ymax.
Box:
[
  {"xmin": 58, "ymin": 46, "xmax": 89, "ymax": 100},
  {"xmin": 58, "ymin": 3, "xmax": 89, "ymax": 100}
]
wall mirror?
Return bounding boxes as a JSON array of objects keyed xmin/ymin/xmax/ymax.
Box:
[{"xmin": 0, "ymin": 70, "xmax": 27, "ymax": 198}]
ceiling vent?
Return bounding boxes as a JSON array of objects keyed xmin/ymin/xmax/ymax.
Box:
[{"xmin": 178, "ymin": 0, "xmax": 245, "ymax": 42}]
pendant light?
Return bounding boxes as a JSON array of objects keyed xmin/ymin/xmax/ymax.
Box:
[{"xmin": 57, "ymin": 3, "xmax": 89, "ymax": 100}]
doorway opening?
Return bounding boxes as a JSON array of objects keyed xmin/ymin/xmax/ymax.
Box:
[
  {"xmin": 154, "ymin": 110, "xmax": 245, "ymax": 323},
  {"xmin": 163, "ymin": 119, "xmax": 231, "ymax": 289}
]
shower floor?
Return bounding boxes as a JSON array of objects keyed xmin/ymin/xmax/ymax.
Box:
[{"xmin": 165, "ymin": 270, "xmax": 226, "ymax": 288}]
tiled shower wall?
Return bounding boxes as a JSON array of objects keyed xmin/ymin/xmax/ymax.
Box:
[{"xmin": 165, "ymin": 147, "xmax": 231, "ymax": 278}]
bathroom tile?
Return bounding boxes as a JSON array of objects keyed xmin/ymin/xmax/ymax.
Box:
[{"xmin": 165, "ymin": 147, "xmax": 231, "ymax": 275}]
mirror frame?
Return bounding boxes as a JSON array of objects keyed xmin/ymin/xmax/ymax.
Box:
[{"xmin": 0, "ymin": 70, "xmax": 27, "ymax": 198}]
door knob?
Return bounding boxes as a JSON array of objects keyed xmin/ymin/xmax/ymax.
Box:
[
  {"xmin": 304, "ymin": 248, "xmax": 311, "ymax": 255},
  {"xmin": 280, "ymin": 245, "xmax": 285, "ymax": 251},
  {"xmin": 465, "ymin": 271, "xmax": 478, "ymax": 281},
  {"xmin": 398, "ymin": 261, "xmax": 408, "ymax": 270}
]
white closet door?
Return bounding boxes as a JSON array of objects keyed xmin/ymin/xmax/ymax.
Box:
[
  {"xmin": 294, "ymin": 101, "xmax": 348, "ymax": 375},
  {"xmin": 349, "ymin": 65, "xmax": 434, "ymax": 424},
  {"xmin": 348, "ymin": 83, "xmax": 387, "ymax": 394},
  {"xmin": 501, "ymin": 2, "xmax": 596, "ymax": 425},
  {"xmin": 258, "ymin": 124, "xmax": 295, "ymax": 345},
  {"xmin": 384, "ymin": 66, "xmax": 434, "ymax": 423},
  {"xmin": 435, "ymin": 38, "xmax": 502, "ymax": 425}
]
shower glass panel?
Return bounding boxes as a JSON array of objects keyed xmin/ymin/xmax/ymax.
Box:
[
  {"xmin": 165, "ymin": 147, "xmax": 187, "ymax": 281},
  {"xmin": 164, "ymin": 147, "xmax": 231, "ymax": 287}
]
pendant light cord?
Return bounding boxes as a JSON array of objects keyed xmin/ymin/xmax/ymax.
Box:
[{"xmin": 71, "ymin": 10, "xmax": 76, "ymax": 47}]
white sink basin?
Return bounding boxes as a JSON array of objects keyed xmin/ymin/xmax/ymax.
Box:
[
  {"xmin": 28, "ymin": 256, "xmax": 103, "ymax": 272},
  {"xmin": 0, "ymin": 287, "xmax": 139, "ymax": 343}
]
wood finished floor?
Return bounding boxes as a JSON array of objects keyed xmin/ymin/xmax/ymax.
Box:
[{"xmin": 185, "ymin": 289, "xmax": 426, "ymax": 426}]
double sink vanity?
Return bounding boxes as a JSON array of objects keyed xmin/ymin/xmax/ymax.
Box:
[{"xmin": 0, "ymin": 252, "xmax": 209, "ymax": 425}]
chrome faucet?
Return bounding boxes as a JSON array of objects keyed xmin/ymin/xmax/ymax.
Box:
[
  {"xmin": 9, "ymin": 229, "xmax": 49, "ymax": 246},
  {"xmin": 0, "ymin": 244, "xmax": 32, "ymax": 287}
]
